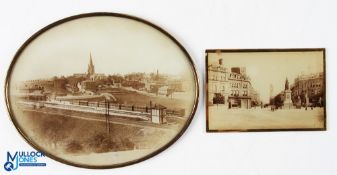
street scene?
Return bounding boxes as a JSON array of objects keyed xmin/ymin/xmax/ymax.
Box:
[{"xmin": 207, "ymin": 49, "xmax": 325, "ymax": 131}]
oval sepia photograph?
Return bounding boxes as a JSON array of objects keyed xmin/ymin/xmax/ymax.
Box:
[{"xmin": 5, "ymin": 13, "xmax": 199, "ymax": 168}]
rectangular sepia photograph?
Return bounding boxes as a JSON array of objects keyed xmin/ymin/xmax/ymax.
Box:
[{"xmin": 206, "ymin": 49, "xmax": 326, "ymax": 132}]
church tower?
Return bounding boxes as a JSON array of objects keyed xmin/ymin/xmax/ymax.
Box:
[{"xmin": 87, "ymin": 53, "xmax": 95, "ymax": 76}]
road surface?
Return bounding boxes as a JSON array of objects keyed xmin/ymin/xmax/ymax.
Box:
[{"xmin": 208, "ymin": 106, "xmax": 324, "ymax": 131}]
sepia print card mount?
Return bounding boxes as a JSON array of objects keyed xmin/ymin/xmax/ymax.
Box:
[
  {"xmin": 5, "ymin": 12, "xmax": 199, "ymax": 168},
  {"xmin": 206, "ymin": 48, "xmax": 326, "ymax": 132}
]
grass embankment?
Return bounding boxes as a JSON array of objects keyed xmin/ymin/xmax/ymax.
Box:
[{"xmin": 18, "ymin": 110, "xmax": 170, "ymax": 155}]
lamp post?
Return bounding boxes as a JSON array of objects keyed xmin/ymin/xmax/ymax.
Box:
[{"xmin": 105, "ymin": 99, "xmax": 110, "ymax": 134}]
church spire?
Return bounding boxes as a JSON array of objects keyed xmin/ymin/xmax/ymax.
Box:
[
  {"xmin": 87, "ymin": 53, "xmax": 95, "ymax": 76},
  {"xmin": 89, "ymin": 53, "xmax": 93, "ymax": 66}
]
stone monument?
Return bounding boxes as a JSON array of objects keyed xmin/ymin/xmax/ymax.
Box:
[{"xmin": 283, "ymin": 78, "xmax": 293, "ymax": 109}]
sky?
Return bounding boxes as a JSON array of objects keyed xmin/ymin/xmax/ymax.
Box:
[
  {"xmin": 208, "ymin": 51, "xmax": 324, "ymax": 103},
  {"xmin": 10, "ymin": 16, "xmax": 195, "ymax": 82}
]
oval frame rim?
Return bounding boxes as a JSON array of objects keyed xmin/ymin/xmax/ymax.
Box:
[{"xmin": 4, "ymin": 12, "xmax": 200, "ymax": 169}]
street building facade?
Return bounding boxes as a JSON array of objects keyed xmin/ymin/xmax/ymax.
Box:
[
  {"xmin": 291, "ymin": 72, "xmax": 324, "ymax": 106},
  {"xmin": 270, "ymin": 72, "xmax": 324, "ymax": 109},
  {"xmin": 208, "ymin": 58, "xmax": 260, "ymax": 109}
]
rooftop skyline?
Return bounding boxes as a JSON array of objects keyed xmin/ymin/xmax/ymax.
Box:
[{"xmin": 19, "ymin": 56, "xmax": 182, "ymax": 82}]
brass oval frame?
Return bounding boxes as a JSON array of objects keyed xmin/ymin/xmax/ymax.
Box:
[{"xmin": 4, "ymin": 12, "xmax": 200, "ymax": 169}]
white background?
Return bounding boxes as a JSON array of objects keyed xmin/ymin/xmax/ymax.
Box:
[{"xmin": 1, "ymin": 0, "xmax": 337, "ymax": 175}]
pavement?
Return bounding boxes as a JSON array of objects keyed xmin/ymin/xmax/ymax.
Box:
[{"xmin": 208, "ymin": 106, "xmax": 325, "ymax": 131}]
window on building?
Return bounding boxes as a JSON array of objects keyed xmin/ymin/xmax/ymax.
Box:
[{"xmin": 235, "ymin": 90, "xmax": 239, "ymax": 96}]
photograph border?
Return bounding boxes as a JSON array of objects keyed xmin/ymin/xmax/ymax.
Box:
[
  {"xmin": 206, "ymin": 48, "xmax": 326, "ymax": 132},
  {"xmin": 4, "ymin": 12, "xmax": 200, "ymax": 169}
]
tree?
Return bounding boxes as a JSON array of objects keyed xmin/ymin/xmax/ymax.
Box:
[{"xmin": 213, "ymin": 93, "xmax": 225, "ymax": 104}]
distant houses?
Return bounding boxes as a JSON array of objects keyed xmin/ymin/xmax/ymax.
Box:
[{"xmin": 17, "ymin": 54, "xmax": 186, "ymax": 98}]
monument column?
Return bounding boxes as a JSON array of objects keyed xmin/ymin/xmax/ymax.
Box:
[{"xmin": 283, "ymin": 78, "xmax": 293, "ymax": 109}]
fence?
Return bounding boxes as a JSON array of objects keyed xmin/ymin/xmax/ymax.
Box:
[{"xmin": 76, "ymin": 101, "xmax": 151, "ymax": 113}]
